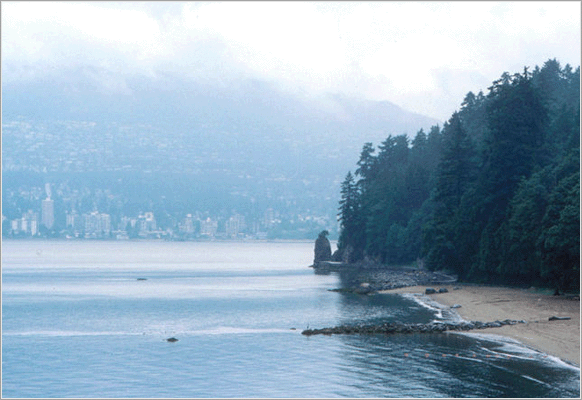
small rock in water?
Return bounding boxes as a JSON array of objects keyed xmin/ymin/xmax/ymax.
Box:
[
  {"xmin": 137, "ymin": 278, "xmax": 147, "ymax": 281},
  {"xmin": 548, "ymin": 316, "xmax": 571, "ymax": 321},
  {"xmin": 451, "ymin": 304, "xmax": 462, "ymax": 309},
  {"xmin": 166, "ymin": 337, "xmax": 179, "ymax": 342}
]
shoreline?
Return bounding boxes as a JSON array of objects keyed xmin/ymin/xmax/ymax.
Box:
[{"xmin": 383, "ymin": 284, "xmax": 580, "ymax": 366}]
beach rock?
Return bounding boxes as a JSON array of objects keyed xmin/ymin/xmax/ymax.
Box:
[
  {"xmin": 438, "ymin": 288, "xmax": 449, "ymax": 293},
  {"xmin": 313, "ymin": 230, "xmax": 332, "ymax": 266},
  {"xmin": 451, "ymin": 304, "xmax": 462, "ymax": 309},
  {"xmin": 166, "ymin": 337, "xmax": 179, "ymax": 342},
  {"xmin": 425, "ymin": 288, "xmax": 437, "ymax": 294},
  {"xmin": 548, "ymin": 316, "xmax": 571, "ymax": 321}
]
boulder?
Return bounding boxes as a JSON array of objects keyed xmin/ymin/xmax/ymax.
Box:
[
  {"xmin": 549, "ymin": 316, "xmax": 571, "ymax": 321},
  {"xmin": 438, "ymin": 288, "xmax": 449, "ymax": 293},
  {"xmin": 425, "ymin": 288, "xmax": 437, "ymax": 295}
]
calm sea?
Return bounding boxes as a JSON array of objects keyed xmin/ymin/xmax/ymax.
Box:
[{"xmin": 2, "ymin": 240, "xmax": 579, "ymax": 398}]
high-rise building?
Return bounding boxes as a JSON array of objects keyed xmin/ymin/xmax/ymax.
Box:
[{"xmin": 42, "ymin": 198, "xmax": 54, "ymax": 229}]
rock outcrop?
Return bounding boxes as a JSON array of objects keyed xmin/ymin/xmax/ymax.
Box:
[{"xmin": 313, "ymin": 230, "xmax": 332, "ymax": 266}]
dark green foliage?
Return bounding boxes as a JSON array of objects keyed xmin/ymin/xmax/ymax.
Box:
[
  {"xmin": 337, "ymin": 171, "xmax": 365, "ymax": 260},
  {"xmin": 337, "ymin": 59, "xmax": 580, "ymax": 291}
]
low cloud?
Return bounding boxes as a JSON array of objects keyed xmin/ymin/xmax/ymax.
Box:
[{"xmin": 2, "ymin": 1, "xmax": 580, "ymax": 120}]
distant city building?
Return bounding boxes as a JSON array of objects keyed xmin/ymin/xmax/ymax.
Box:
[
  {"xmin": 119, "ymin": 216, "xmax": 135, "ymax": 231},
  {"xmin": 138, "ymin": 212, "xmax": 157, "ymax": 233},
  {"xmin": 83, "ymin": 211, "xmax": 111, "ymax": 237},
  {"xmin": 179, "ymin": 214, "xmax": 196, "ymax": 235},
  {"xmin": 226, "ymin": 214, "xmax": 246, "ymax": 238},
  {"xmin": 41, "ymin": 198, "xmax": 54, "ymax": 229},
  {"xmin": 11, "ymin": 210, "xmax": 39, "ymax": 236},
  {"xmin": 200, "ymin": 217, "xmax": 218, "ymax": 237},
  {"xmin": 66, "ymin": 211, "xmax": 84, "ymax": 234}
]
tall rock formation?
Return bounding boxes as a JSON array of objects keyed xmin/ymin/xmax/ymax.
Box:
[{"xmin": 313, "ymin": 230, "xmax": 332, "ymax": 266}]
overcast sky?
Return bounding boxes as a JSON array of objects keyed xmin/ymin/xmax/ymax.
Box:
[{"xmin": 2, "ymin": 1, "xmax": 580, "ymax": 121}]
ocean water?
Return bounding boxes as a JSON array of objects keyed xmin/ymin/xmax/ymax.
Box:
[{"xmin": 2, "ymin": 240, "xmax": 580, "ymax": 398}]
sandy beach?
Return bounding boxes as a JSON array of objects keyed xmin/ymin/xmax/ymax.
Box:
[{"xmin": 384, "ymin": 284, "xmax": 580, "ymax": 366}]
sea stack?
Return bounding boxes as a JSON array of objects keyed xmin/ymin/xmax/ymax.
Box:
[{"xmin": 313, "ymin": 230, "xmax": 332, "ymax": 267}]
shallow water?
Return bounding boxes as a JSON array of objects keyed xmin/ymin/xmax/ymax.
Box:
[{"xmin": 2, "ymin": 240, "xmax": 580, "ymax": 398}]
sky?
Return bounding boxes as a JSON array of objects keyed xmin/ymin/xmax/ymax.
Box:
[{"xmin": 2, "ymin": 1, "xmax": 580, "ymax": 121}]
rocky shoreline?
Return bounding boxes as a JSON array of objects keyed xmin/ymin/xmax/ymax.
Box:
[
  {"xmin": 307, "ymin": 259, "xmax": 530, "ymax": 340},
  {"xmin": 311, "ymin": 261, "xmax": 457, "ymax": 294}
]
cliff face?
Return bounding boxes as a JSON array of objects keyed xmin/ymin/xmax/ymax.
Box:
[{"xmin": 313, "ymin": 231, "xmax": 332, "ymax": 265}]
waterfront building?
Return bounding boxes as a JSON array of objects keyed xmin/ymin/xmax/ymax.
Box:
[
  {"xmin": 138, "ymin": 212, "xmax": 157, "ymax": 233},
  {"xmin": 83, "ymin": 211, "xmax": 111, "ymax": 237}
]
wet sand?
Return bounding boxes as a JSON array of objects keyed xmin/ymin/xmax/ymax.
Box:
[{"xmin": 384, "ymin": 284, "xmax": 580, "ymax": 366}]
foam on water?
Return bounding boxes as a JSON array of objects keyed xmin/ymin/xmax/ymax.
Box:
[
  {"xmin": 456, "ymin": 331, "xmax": 581, "ymax": 370},
  {"xmin": 399, "ymin": 291, "xmax": 581, "ymax": 374},
  {"xmin": 399, "ymin": 291, "xmax": 464, "ymax": 322}
]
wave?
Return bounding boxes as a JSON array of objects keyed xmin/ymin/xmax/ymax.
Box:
[
  {"xmin": 399, "ymin": 292, "xmax": 464, "ymax": 323},
  {"xmin": 454, "ymin": 331, "xmax": 581, "ymax": 371}
]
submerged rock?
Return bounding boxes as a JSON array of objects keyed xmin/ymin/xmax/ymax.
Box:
[{"xmin": 166, "ymin": 337, "xmax": 179, "ymax": 342}]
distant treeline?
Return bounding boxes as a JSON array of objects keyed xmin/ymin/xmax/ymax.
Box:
[{"xmin": 337, "ymin": 59, "xmax": 580, "ymax": 292}]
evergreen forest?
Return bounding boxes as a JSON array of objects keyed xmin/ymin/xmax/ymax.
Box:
[{"xmin": 337, "ymin": 59, "xmax": 580, "ymax": 292}]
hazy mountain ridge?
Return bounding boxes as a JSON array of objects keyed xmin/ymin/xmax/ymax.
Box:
[
  {"xmin": 3, "ymin": 63, "xmax": 440, "ymax": 188},
  {"xmin": 2, "ymin": 64, "xmax": 440, "ymax": 137}
]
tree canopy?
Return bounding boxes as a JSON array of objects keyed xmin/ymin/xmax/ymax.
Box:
[{"xmin": 337, "ymin": 59, "xmax": 580, "ymax": 292}]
